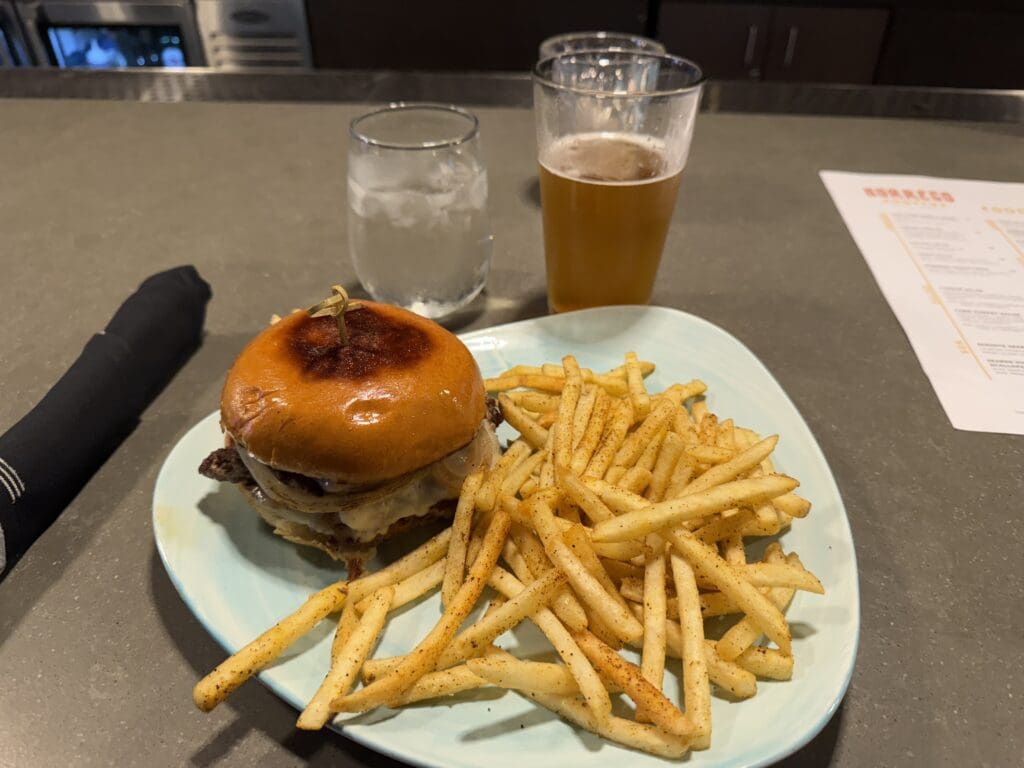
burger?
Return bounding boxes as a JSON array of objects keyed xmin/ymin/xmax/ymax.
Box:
[{"xmin": 198, "ymin": 300, "xmax": 501, "ymax": 575}]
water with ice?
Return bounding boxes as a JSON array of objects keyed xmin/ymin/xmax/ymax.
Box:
[{"xmin": 348, "ymin": 149, "xmax": 493, "ymax": 318}]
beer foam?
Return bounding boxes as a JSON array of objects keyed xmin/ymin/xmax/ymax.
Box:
[{"xmin": 540, "ymin": 132, "xmax": 676, "ymax": 186}]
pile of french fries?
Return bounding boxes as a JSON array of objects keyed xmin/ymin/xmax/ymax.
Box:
[{"xmin": 193, "ymin": 354, "xmax": 823, "ymax": 759}]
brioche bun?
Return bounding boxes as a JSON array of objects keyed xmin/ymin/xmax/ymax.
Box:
[{"xmin": 220, "ymin": 302, "xmax": 485, "ymax": 484}]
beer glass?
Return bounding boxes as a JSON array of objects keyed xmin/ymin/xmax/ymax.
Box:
[
  {"xmin": 533, "ymin": 52, "xmax": 704, "ymax": 313},
  {"xmin": 348, "ymin": 104, "xmax": 493, "ymax": 319}
]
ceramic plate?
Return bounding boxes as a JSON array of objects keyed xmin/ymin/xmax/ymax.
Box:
[{"xmin": 154, "ymin": 305, "xmax": 859, "ymax": 768}]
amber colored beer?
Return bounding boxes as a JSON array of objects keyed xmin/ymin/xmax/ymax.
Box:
[{"xmin": 539, "ymin": 133, "xmax": 682, "ymax": 313}]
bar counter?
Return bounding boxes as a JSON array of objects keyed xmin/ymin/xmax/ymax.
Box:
[{"xmin": 0, "ymin": 75, "xmax": 1022, "ymax": 767}]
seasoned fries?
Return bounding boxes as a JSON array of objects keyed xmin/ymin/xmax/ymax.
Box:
[{"xmin": 194, "ymin": 353, "xmax": 824, "ymax": 760}]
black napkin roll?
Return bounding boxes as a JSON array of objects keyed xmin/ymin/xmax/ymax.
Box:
[{"xmin": 0, "ymin": 266, "xmax": 211, "ymax": 578}]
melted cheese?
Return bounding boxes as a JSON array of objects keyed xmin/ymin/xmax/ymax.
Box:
[{"xmin": 244, "ymin": 421, "xmax": 499, "ymax": 542}]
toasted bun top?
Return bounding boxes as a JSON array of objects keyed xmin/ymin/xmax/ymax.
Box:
[{"xmin": 221, "ymin": 303, "xmax": 485, "ymax": 483}]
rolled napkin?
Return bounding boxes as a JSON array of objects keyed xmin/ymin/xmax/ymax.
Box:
[{"xmin": 0, "ymin": 266, "xmax": 211, "ymax": 578}]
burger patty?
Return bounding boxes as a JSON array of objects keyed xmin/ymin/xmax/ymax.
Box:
[{"xmin": 199, "ymin": 395, "xmax": 504, "ymax": 492}]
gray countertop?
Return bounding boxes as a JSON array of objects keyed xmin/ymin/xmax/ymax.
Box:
[{"xmin": 0, "ymin": 98, "xmax": 1022, "ymax": 767}]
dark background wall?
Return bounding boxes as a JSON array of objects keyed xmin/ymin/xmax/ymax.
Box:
[{"xmin": 306, "ymin": 0, "xmax": 1024, "ymax": 90}]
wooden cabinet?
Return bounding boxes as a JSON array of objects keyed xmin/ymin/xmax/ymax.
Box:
[
  {"xmin": 657, "ymin": 3, "xmax": 772, "ymax": 80},
  {"xmin": 762, "ymin": 7, "xmax": 887, "ymax": 83},
  {"xmin": 658, "ymin": 3, "xmax": 889, "ymax": 84}
]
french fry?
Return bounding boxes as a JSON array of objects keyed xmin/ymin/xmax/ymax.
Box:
[
  {"xmin": 672, "ymin": 407, "xmax": 698, "ymax": 445},
  {"xmin": 717, "ymin": 418, "xmax": 736, "ymax": 450},
  {"xmin": 573, "ymin": 630, "xmax": 693, "ymax": 739},
  {"xmin": 625, "ymin": 351, "xmax": 651, "ymax": 421},
  {"xmin": 734, "ymin": 646, "xmax": 794, "ymax": 680},
  {"xmin": 553, "ymin": 356, "xmax": 583, "ymax": 469},
  {"xmin": 585, "ymin": 398, "xmax": 632, "ymax": 478},
  {"xmin": 591, "ymin": 475, "xmax": 799, "ymax": 543},
  {"xmin": 604, "ymin": 465, "xmax": 626, "ymax": 484},
  {"xmin": 330, "ymin": 598, "xmax": 359, "ymax": 663},
  {"xmin": 647, "ymin": 432, "xmax": 685, "ymax": 502},
  {"xmin": 740, "ymin": 561, "xmax": 824, "ymax": 593},
  {"xmin": 484, "ymin": 374, "xmax": 565, "ymax": 393},
  {"xmin": 530, "ymin": 498, "xmax": 644, "ymax": 644},
  {"xmin": 703, "ymin": 640, "xmax": 757, "ymax": 699},
  {"xmin": 442, "ymin": 471, "xmax": 484, "ymax": 608},
  {"xmin": 694, "ymin": 509, "xmax": 756, "ymax": 544},
  {"xmin": 539, "ymin": 426, "xmax": 556, "ymax": 488},
  {"xmin": 523, "ymin": 690, "xmax": 691, "ymax": 758},
  {"xmin": 606, "ymin": 360, "xmax": 656, "ymax": 379},
  {"xmin": 683, "ymin": 436, "xmax": 780, "ymax": 497},
  {"xmin": 501, "ymin": 450, "xmax": 548, "ymax": 498},
  {"xmin": 193, "ymin": 580, "xmax": 349, "ymax": 712},
  {"xmin": 640, "ymin": 535, "xmax": 668, "ymax": 695},
  {"xmin": 583, "ymin": 478, "xmax": 649, "ymax": 514},
  {"xmin": 520, "ymin": 476, "xmax": 539, "ymax": 497},
  {"xmin": 592, "ymin": 540, "xmax": 647, "ymax": 561},
  {"xmin": 476, "ymin": 440, "xmax": 532, "ymax": 512},
  {"xmin": 636, "ymin": 427, "xmax": 667, "ymax": 473},
  {"xmin": 722, "ymin": 533, "xmax": 746, "ymax": 566},
  {"xmin": 348, "ymin": 528, "xmax": 452, "ymax": 603},
  {"xmin": 658, "ymin": 379, "xmax": 707, "ymax": 406},
  {"xmin": 668, "ymin": 529, "xmax": 792, "ymax": 655},
  {"xmin": 498, "ymin": 394, "xmax": 549, "ymax": 449},
  {"xmin": 331, "ymin": 510, "xmax": 510, "ymax": 713},
  {"xmin": 613, "ymin": 398, "xmax": 675, "ymax": 468},
  {"xmin": 690, "ymin": 398, "xmax": 708, "ymax": 423},
  {"xmin": 362, "ymin": 655, "xmax": 403, "ymax": 683},
  {"xmin": 602, "ymin": 558, "xmax": 644, "ymax": 584},
  {"xmin": 558, "ymin": 469, "xmax": 615, "ymax": 523},
  {"xmin": 561, "ymin": 523, "xmax": 632, "ymax": 615},
  {"xmin": 773, "ymin": 492, "xmax": 812, "ymax": 518},
  {"xmin": 686, "ymin": 445, "xmax": 734, "ymax": 464},
  {"xmin": 716, "ymin": 558, "xmax": 801, "ymax": 661},
  {"xmin": 664, "ymin": 455, "xmax": 696, "ymax": 500},
  {"xmin": 467, "ymin": 648, "xmax": 580, "ymax": 696},
  {"xmin": 571, "ymin": 385, "xmax": 598, "ymax": 450},
  {"xmin": 391, "ymin": 666, "xmax": 490, "ymax": 706},
  {"xmin": 360, "ymin": 557, "xmax": 445, "ymax": 614},
  {"xmin": 668, "ymin": 552, "xmax": 711, "ymax": 748},
  {"xmin": 698, "ymin": 413, "xmax": 718, "ymax": 445},
  {"xmin": 437, "ymin": 568, "xmax": 567, "ymax": 668},
  {"xmin": 488, "ymin": 566, "xmax": 611, "ymax": 722},
  {"xmin": 556, "ymin": 497, "xmax": 582, "ymax": 525},
  {"xmin": 700, "ymin": 591, "xmax": 744, "ymax": 617},
  {"xmin": 297, "ymin": 585, "xmax": 394, "ymax": 730},
  {"xmin": 617, "ymin": 466, "xmax": 653, "ymax": 495},
  {"xmin": 570, "ymin": 389, "xmax": 610, "ymax": 475},
  {"xmin": 507, "ymin": 521, "xmax": 589, "ymax": 632},
  {"xmin": 507, "ymin": 390, "xmax": 560, "ymax": 413}
]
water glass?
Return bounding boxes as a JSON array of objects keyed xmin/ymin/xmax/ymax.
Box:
[{"xmin": 347, "ymin": 104, "xmax": 493, "ymax": 318}]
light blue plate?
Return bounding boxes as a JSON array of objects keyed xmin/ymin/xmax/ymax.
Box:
[{"xmin": 153, "ymin": 305, "xmax": 859, "ymax": 767}]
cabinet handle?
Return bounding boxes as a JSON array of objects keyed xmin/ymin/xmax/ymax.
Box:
[
  {"xmin": 743, "ymin": 25, "xmax": 759, "ymax": 67},
  {"xmin": 783, "ymin": 26, "xmax": 799, "ymax": 68}
]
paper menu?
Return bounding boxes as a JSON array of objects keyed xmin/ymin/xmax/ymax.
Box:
[{"xmin": 820, "ymin": 171, "xmax": 1024, "ymax": 436}]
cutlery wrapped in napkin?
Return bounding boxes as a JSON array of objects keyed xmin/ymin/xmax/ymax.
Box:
[{"xmin": 0, "ymin": 266, "xmax": 211, "ymax": 578}]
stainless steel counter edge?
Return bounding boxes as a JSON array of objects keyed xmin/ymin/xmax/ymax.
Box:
[{"xmin": 1, "ymin": 67, "xmax": 1023, "ymax": 122}]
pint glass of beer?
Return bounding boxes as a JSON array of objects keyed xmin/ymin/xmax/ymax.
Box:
[{"xmin": 533, "ymin": 51, "xmax": 704, "ymax": 313}]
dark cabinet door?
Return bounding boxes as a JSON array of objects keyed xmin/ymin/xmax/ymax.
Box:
[
  {"xmin": 762, "ymin": 7, "xmax": 888, "ymax": 83},
  {"xmin": 657, "ymin": 2, "xmax": 773, "ymax": 80}
]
